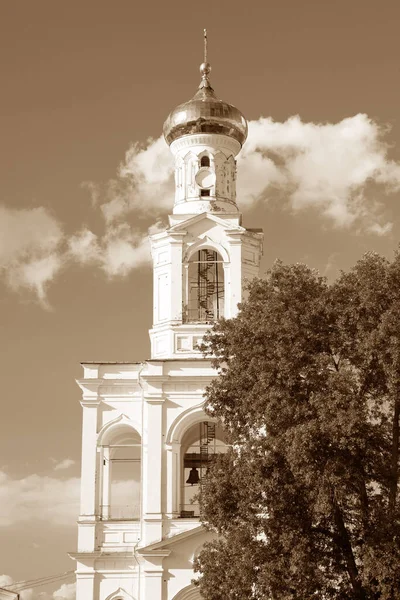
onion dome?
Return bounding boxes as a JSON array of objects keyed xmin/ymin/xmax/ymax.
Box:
[{"xmin": 163, "ymin": 61, "xmax": 248, "ymax": 147}]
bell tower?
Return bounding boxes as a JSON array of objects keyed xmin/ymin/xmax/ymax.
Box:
[
  {"xmin": 149, "ymin": 30, "xmax": 263, "ymax": 359},
  {"xmin": 72, "ymin": 33, "xmax": 263, "ymax": 600}
]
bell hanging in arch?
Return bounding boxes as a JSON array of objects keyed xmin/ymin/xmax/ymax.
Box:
[{"xmin": 186, "ymin": 467, "xmax": 200, "ymax": 486}]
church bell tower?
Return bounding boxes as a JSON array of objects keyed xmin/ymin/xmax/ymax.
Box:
[
  {"xmin": 71, "ymin": 32, "xmax": 263, "ymax": 600},
  {"xmin": 150, "ymin": 32, "xmax": 263, "ymax": 359}
]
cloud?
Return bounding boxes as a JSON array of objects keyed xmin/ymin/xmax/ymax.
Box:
[
  {"xmin": 52, "ymin": 582, "xmax": 76, "ymax": 600},
  {"xmin": 67, "ymin": 229, "xmax": 100, "ymax": 264},
  {"xmin": 2, "ymin": 113, "xmax": 399, "ymax": 306},
  {"xmin": 0, "ymin": 574, "xmax": 13, "ymax": 587},
  {"xmin": 88, "ymin": 114, "xmax": 399, "ymax": 234},
  {"xmin": 52, "ymin": 459, "xmax": 75, "ymax": 471},
  {"xmin": 0, "ymin": 209, "xmax": 155, "ymax": 304},
  {"xmin": 68, "ymin": 223, "xmax": 153, "ymax": 276},
  {"xmin": 0, "ymin": 469, "xmax": 141, "ymax": 526},
  {"xmin": 0, "ymin": 206, "xmax": 64, "ymax": 305},
  {"xmin": 238, "ymin": 114, "xmax": 399, "ymax": 231},
  {"xmin": 0, "ymin": 576, "xmax": 75, "ymax": 600},
  {"xmin": 85, "ymin": 136, "xmax": 174, "ymax": 223},
  {"xmin": 0, "ymin": 206, "xmax": 63, "ymax": 264},
  {"xmin": 0, "ymin": 470, "xmax": 80, "ymax": 527},
  {"xmin": 366, "ymin": 221, "xmax": 393, "ymax": 236},
  {"xmin": 6, "ymin": 254, "xmax": 63, "ymax": 308}
]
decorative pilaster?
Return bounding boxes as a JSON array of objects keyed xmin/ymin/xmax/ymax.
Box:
[
  {"xmin": 79, "ymin": 397, "xmax": 100, "ymax": 517},
  {"xmin": 142, "ymin": 389, "xmax": 165, "ymax": 544},
  {"xmin": 75, "ymin": 569, "xmax": 95, "ymax": 600},
  {"xmin": 166, "ymin": 442, "xmax": 181, "ymax": 516},
  {"xmin": 140, "ymin": 551, "xmax": 170, "ymax": 600},
  {"xmin": 76, "ymin": 386, "xmax": 100, "ymax": 554},
  {"xmin": 226, "ymin": 237, "xmax": 243, "ymax": 318}
]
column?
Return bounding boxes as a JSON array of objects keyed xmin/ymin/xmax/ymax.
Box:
[
  {"xmin": 76, "ymin": 572, "xmax": 95, "ymax": 600},
  {"xmin": 142, "ymin": 396, "xmax": 164, "ymax": 544},
  {"xmin": 140, "ymin": 552, "xmax": 170, "ymax": 600},
  {"xmin": 166, "ymin": 442, "xmax": 180, "ymax": 516},
  {"xmin": 101, "ymin": 446, "xmax": 110, "ymax": 519},
  {"xmin": 79, "ymin": 398, "xmax": 100, "ymax": 516},
  {"xmin": 78, "ymin": 397, "xmax": 100, "ymax": 553},
  {"xmin": 169, "ymin": 236, "xmax": 184, "ymax": 323},
  {"xmin": 227, "ymin": 238, "xmax": 243, "ymax": 318}
]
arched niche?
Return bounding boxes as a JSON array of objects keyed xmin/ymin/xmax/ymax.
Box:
[
  {"xmin": 183, "ymin": 151, "xmax": 198, "ymax": 195},
  {"xmin": 198, "ymin": 150, "xmax": 213, "ymax": 169},
  {"xmin": 97, "ymin": 414, "xmax": 141, "ymax": 446},
  {"xmin": 182, "ymin": 243, "xmax": 228, "ymax": 324},
  {"xmin": 165, "ymin": 404, "xmax": 228, "ymax": 517},
  {"xmin": 183, "ymin": 239, "xmax": 229, "ymax": 264},
  {"xmin": 166, "ymin": 403, "xmax": 210, "ymax": 446},
  {"xmin": 97, "ymin": 416, "xmax": 141, "ymax": 521},
  {"xmin": 180, "ymin": 421, "xmax": 227, "ymax": 517}
]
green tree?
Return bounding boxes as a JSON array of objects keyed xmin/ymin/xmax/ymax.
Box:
[{"xmin": 195, "ymin": 253, "xmax": 400, "ymax": 600}]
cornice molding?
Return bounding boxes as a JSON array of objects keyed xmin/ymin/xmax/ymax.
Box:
[
  {"xmin": 80, "ymin": 398, "xmax": 100, "ymax": 408},
  {"xmin": 170, "ymin": 133, "xmax": 240, "ymax": 157},
  {"xmin": 139, "ymin": 550, "xmax": 171, "ymax": 558}
]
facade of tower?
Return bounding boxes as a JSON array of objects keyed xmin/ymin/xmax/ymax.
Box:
[{"xmin": 70, "ymin": 54, "xmax": 263, "ymax": 600}]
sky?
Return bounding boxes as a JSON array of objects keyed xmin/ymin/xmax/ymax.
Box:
[{"xmin": 1, "ymin": 0, "xmax": 400, "ymax": 596}]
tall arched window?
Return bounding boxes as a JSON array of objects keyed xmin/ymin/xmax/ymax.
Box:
[
  {"xmin": 184, "ymin": 249, "xmax": 224, "ymax": 323},
  {"xmin": 180, "ymin": 421, "xmax": 227, "ymax": 517},
  {"xmin": 99, "ymin": 427, "xmax": 141, "ymax": 520},
  {"xmin": 200, "ymin": 155, "xmax": 210, "ymax": 167}
]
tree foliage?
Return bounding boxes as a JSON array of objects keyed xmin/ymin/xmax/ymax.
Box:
[{"xmin": 194, "ymin": 252, "xmax": 400, "ymax": 600}]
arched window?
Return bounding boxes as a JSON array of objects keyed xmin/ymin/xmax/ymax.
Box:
[
  {"xmin": 200, "ymin": 155, "xmax": 210, "ymax": 167},
  {"xmin": 180, "ymin": 421, "xmax": 227, "ymax": 517},
  {"xmin": 100, "ymin": 427, "xmax": 141, "ymax": 520},
  {"xmin": 184, "ymin": 249, "xmax": 224, "ymax": 323}
]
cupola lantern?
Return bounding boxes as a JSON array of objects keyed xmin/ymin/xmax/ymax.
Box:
[{"xmin": 163, "ymin": 30, "xmax": 248, "ymax": 215}]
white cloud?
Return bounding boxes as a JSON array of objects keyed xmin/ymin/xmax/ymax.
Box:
[
  {"xmin": 0, "ymin": 209, "xmax": 154, "ymax": 304},
  {"xmin": 0, "ymin": 576, "xmax": 75, "ymax": 600},
  {"xmin": 6, "ymin": 254, "xmax": 63, "ymax": 308},
  {"xmin": 67, "ymin": 229, "xmax": 100, "ymax": 265},
  {"xmin": 0, "ymin": 574, "xmax": 14, "ymax": 587},
  {"xmin": 86, "ymin": 114, "xmax": 400, "ymax": 234},
  {"xmin": 52, "ymin": 459, "xmax": 75, "ymax": 472},
  {"xmin": 366, "ymin": 221, "xmax": 393, "ymax": 236},
  {"xmin": 0, "ymin": 470, "xmax": 140, "ymax": 527},
  {"xmin": 85, "ymin": 136, "xmax": 174, "ymax": 223},
  {"xmin": 2, "ymin": 113, "xmax": 399, "ymax": 306},
  {"xmin": 0, "ymin": 206, "xmax": 63, "ymax": 264},
  {"xmin": 0, "ymin": 206, "xmax": 64, "ymax": 305},
  {"xmin": 0, "ymin": 471, "xmax": 80, "ymax": 527},
  {"xmin": 52, "ymin": 582, "xmax": 76, "ymax": 600},
  {"xmin": 68, "ymin": 223, "xmax": 153, "ymax": 276},
  {"xmin": 100, "ymin": 224, "xmax": 151, "ymax": 276},
  {"xmin": 238, "ymin": 114, "xmax": 399, "ymax": 231}
]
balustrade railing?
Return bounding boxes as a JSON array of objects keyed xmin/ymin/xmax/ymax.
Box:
[
  {"xmin": 179, "ymin": 503, "xmax": 200, "ymax": 518},
  {"xmin": 100, "ymin": 504, "xmax": 140, "ymax": 521}
]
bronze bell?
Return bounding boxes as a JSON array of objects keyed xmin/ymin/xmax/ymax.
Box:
[{"xmin": 186, "ymin": 467, "xmax": 200, "ymax": 486}]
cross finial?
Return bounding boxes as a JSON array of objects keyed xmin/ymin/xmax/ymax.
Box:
[{"xmin": 199, "ymin": 28, "xmax": 211, "ymax": 87}]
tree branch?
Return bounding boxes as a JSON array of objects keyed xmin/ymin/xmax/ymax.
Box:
[
  {"xmin": 330, "ymin": 488, "xmax": 366, "ymax": 600},
  {"xmin": 388, "ymin": 393, "xmax": 400, "ymax": 515}
]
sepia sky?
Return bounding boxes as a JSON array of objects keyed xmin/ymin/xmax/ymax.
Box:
[{"xmin": 1, "ymin": 0, "xmax": 400, "ymax": 593}]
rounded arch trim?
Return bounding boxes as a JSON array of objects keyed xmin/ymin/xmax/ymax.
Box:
[{"xmin": 166, "ymin": 403, "xmax": 217, "ymax": 445}]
